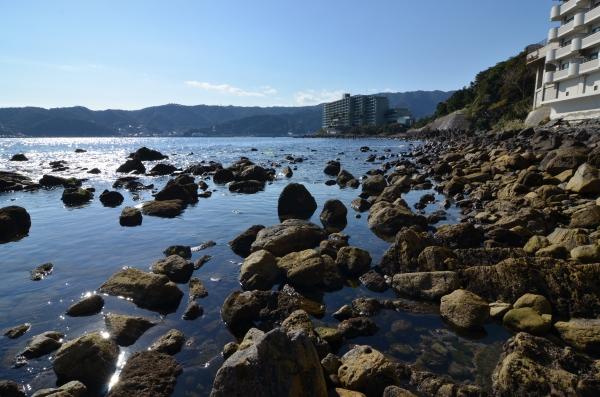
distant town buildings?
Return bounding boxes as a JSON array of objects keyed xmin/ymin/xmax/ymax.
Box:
[
  {"xmin": 527, "ymin": 0, "xmax": 600, "ymax": 120},
  {"xmin": 322, "ymin": 94, "xmax": 413, "ymax": 131}
]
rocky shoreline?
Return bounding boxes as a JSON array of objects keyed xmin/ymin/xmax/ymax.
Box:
[{"xmin": 1, "ymin": 126, "xmax": 600, "ymax": 396}]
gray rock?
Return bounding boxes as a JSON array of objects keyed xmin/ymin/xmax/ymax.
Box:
[
  {"xmin": 250, "ymin": 219, "xmax": 326, "ymax": 257},
  {"xmin": 149, "ymin": 329, "xmax": 185, "ymax": 355},
  {"xmin": 31, "ymin": 381, "xmax": 86, "ymax": 397},
  {"xmin": 66, "ymin": 294, "xmax": 104, "ymax": 316},
  {"xmin": 119, "ymin": 207, "xmax": 142, "ymax": 227},
  {"xmin": 554, "ymin": 318, "xmax": 600, "ymax": 354},
  {"xmin": 151, "ymin": 255, "xmax": 194, "ymax": 283},
  {"xmin": 20, "ymin": 331, "xmax": 64, "ymax": 359},
  {"xmin": 440, "ymin": 289, "xmax": 489, "ymax": 330},
  {"xmin": 104, "ymin": 313, "xmax": 156, "ymax": 346},
  {"xmin": 335, "ymin": 246, "xmax": 372, "ymax": 276},
  {"xmin": 392, "ymin": 271, "xmax": 460, "ymax": 301}
]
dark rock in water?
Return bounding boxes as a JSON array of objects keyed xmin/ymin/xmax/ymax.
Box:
[
  {"xmin": 362, "ymin": 174, "xmax": 388, "ymax": 196},
  {"xmin": 0, "ymin": 171, "xmax": 38, "ymax": 192},
  {"xmin": 31, "ymin": 263, "xmax": 53, "ymax": 281},
  {"xmin": 325, "ymin": 179, "xmax": 337, "ymax": 186},
  {"xmin": 39, "ymin": 174, "xmax": 81, "ymax": 188},
  {"xmin": 131, "ymin": 147, "xmax": 168, "ymax": 161},
  {"xmin": 66, "ymin": 294, "xmax": 104, "ymax": 316},
  {"xmin": 221, "ymin": 290, "xmax": 274, "ymax": 333},
  {"xmin": 99, "ymin": 267, "xmax": 183, "ymax": 313},
  {"xmin": 0, "ymin": 206, "xmax": 31, "ymax": 243},
  {"xmin": 189, "ymin": 277, "xmax": 208, "ymax": 299},
  {"xmin": 30, "ymin": 381, "xmax": 87, "ymax": 397},
  {"xmin": 0, "ymin": 380, "xmax": 25, "ymax": 397},
  {"xmin": 492, "ymin": 332, "xmax": 599, "ymax": 396},
  {"xmin": 278, "ymin": 183, "xmax": 317, "ymax": 221},
  {"xmin": 338, "ymin": 317, "xmax": 378, "ymax": 339},
  {"xmin": 105, "ymin": 313, "xmax": 156, "ymax": 346},
  {"xmin": 213, "ymin": 168, "xmax": 235, "ymax": 184},
  {"xmin": 250, "ymin": 219, "xmax": 326, "ymax": 257},
  {"xmin": 240, "ymin": 250, "xmax": 281, "ymax": 291},
  {"xmin": 113, "ymin": 176, "xmax": 152, "ymax": 191},
  {"xmin": 149, "ymin": 329, "xmax": 185, "ymax": 355},
  {"xmin": 149, "ymin": 163, "xmax": 178, "ymax": 176},
  {"xmin": 282, "ymin": 166, "xmax": 293, "ymax": 178},
  {"xmin": 99, "ymin": 190, "xmax": 124, "ymax": 207},
  {"xmin": 107, "ymin": 351, "xmax": 181, "ymax": 397},
  {"xmin": 320, "ymin": 199, "xmax": 348, "ymax": 231},
  {"xmin": 337, "ymin": 169, "xmax": 358, "ymax": 188},
  {"xmin": 229, "ymin": 180, "xmax": 265, "ymax": 194},
  {"xmin": 324, "ymin": 161, "xmax": 341, "ymax": 176},
  {"xmin": 379, "ymin": 228, "xmax": 429, "ymax": 275},
  {"xmin": 163, "ymin": 245, "xmax": 192, "ymax": 259},
  {"xmin": 116, "ymin": 158, "xmax": 146, "ymax": 174},
  {"xmin": 155, "ymin": 177, "xmax": 198, "ymax": 204},
  {"xmin": 142, "ymin": 199, "xmax": 186, "ymax": 218},
  {"xmin": 240, "ymin": 165, "xmax": 270, "ymax": 182},
  {"xmin": 194, "ymin": 240, "xmax": 216, "ymax": 251},
  {"xmin": 351, "ymin": 197, "xmax": 371, "ymax": 212},
  {"xmin": 359, "ymin": 270, "xmax": 388, "ymax": 292},
  {"xmin": 61, "ymin": 188, "xmax": 93, "ymax": 206},
  {"xmin": 119, "ymin": 206, "xmax": 142, "ymax": 226},
  {"xmin": 10, "ymin": 153, "xmax": 28, "ymax": 161},
  {"xmin": 336, "ymin": 246, "xmax": 372, "ymax": 276},
  {"xmin": 392, "ymin": 271, "xmax": 460, "ymax": 301},
  {"xmin": 20, "ymin": 331, "xmax": 64, "ymax": 359},
  {"xmin": 4, "ymin": 323, "xmax": 30, "ymax": 339},
  {"xmin": 87, "ymin": 167, "xmax": 101, "ymax": 174},
  {"xmin": 151, "ymin": 255, "xmax": 194, "ymax": 283},
  {"xmin": 229, "ymin": 225, "xmax": 265, "ymax": 257},
  {"xmin": 74, "ymin": 148, "xmax": 87, "ymax": 153},
  {"xmin": 194, "ymin": 255, "xmax": 211, "ymax": 269},
  {"xmin": 183, "ymin": 301, "xmax": 203, "ymax": 320},
  {"xmin": 185, "ymin": 162, "xmax": 221, "ymax": 175},
  {"xmin": 53, "ymin": 332, "xmax": 119, "ymax": 390},
  {"xmin": 210, "ymin": 328, "xmax": 327, "ymax": 397}
]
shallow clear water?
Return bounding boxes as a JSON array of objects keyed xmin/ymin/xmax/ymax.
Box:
[{"xmin": 0, "ymin": 137, "xmax": 509, "ymax": 396}]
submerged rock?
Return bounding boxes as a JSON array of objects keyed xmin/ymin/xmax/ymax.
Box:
[
  {"xmin": 119, "ymin": 206, "xmax": 142, "ymax": 226},
  {"xmin": 149, "ymin": 329, "xmax": 185, "ymax": 355},
  {"xmin": 4, "ymin": 323, "xmax": 31, "ymax": 339},
  {"xmin": 30, "ymin": 263, "xmax": 54, "ymax": 281},
  {"xmin": 189, "ymin": 277, "xmax": 208, "ymax": 299},
  {"xmin": 20, "ymin": 331, "xmax": 64, "ymax": 359},
  {"xmin": 0, "ymin": 206, "xmax": 31, "ymax": 243},
  {"xmin": 278, "ymin": 183, "xmax": 318, "ymax": 221},
  {"xmin": 61, "ymin": 188, "xmax": 93, "ymax": 206},
  {"xmin": 104, "ymin": 313, "xmax": 156, "ymax": 346},
  {"xmin": 142, "ymin": 199, "xmax": 185, "ymax": 218},
  {"xmin": 151, "ymin": 255, "xmax": 194, "ymax": 283},
  {"xmin": 99, "ymin": 190, "xmax": 124, "ymax": 207},
  {"xmin": 66, "ymin": 294, "xmax": 104, "ymax": 317},
  {"xmin": 210, "ymin": 328, "xmax": 327, "ymax": 397}
]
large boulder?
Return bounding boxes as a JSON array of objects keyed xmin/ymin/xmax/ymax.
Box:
[
  {"xmin": 119, "ymin": 207, "xmax": 142, "ymax": 227},
  {"xmin": 335, "ymin": 246, "xmax": 372, "ymax": 276},
  {"xmin": 392, "ymin": 271, "xmax": 460, "ymax": 301},
  {"xmin": 502, "ymin": 307, "xmax": 552, "ymax": 335},
  {"xmin": 131, "ymin": 147, "xmax": 168, "ymax": 161},
  {"xmin": 379, "ymin": 228, "xmax": 429, "ymax": 275},
  {"xmin": 151, "ymin": 255, "xmax": 194, "ymax": 283},
  {"xmin": 362, "ymin": 175, "xmax": 387, "ymax": 196},
  {"xmin": 229, "ymin": 225, "xmax": 265, "ymax": 257},
  {"xmin": 210, "ymin": 328, "xmax": 327, "ymax": 397},
  {"xmin": 433, "ymin": 223, "xmax": 483, "ymax": 249},
  {"xmin": 221, "ymin": 290, "xmax": 274, "ymax": 333},
  {"xmin": 53, "ymin": 332, "xmax": 119, "ymax": 390},
  {"xmin": 338, "ymin": 345, "xmax": 407, "ymax": 397},
  {"xmin": 104, "ymin": 313, "xmax": 156, "ymax": 346},
  {"xmin": 320, "ymin": 199, "xmax": 348, "ymax": 231},
  {"xmin": 142, "ymin": 199, "xmax": 185, "ymax": 218},
  {"xmin": 0, "ymin": 206, "xmax": 31, "ymax": 243},
  {"xmin": 492, "ymin": 332, "xmax": 600, "ymax": 396},
  {"xmin": 368, "ymin": 201, "xmax": 427, "ymax": 242},
  {"xmin": 116, "ymin": 159, "xmax": 145, "ymax": 174},
  {"xmin": 278, "ymin": 183, "xmax": 317, "ymax": 221},
  {"xmin": 240, "ymin": 250, "xmax": 281, "ymax": 290},
  {"xmin": 250, "ymin": 219, "xmax": 326, "ymax": 257},
  {"xmin": 540, "ymin": 147, "xmax": 588, "ymax": 175},
  {"xmin": 155, "ymin": 177, "xmax": 198, "ymax": 204},
  {"xmin": 107, "ymin": 351, "xmax": 181, "ymax": 397},
  {"xmin": 20, "ymin": 331, "xmax": 64, "ymax": 359},
  {"xmin": 554, "ymin": 319, "xmax": 600, "ymax": 354},
  {"xmin": 31, "ymin": 381, "xmax": 86, "ymax": 397},
  {"xmin": 440, "ymin": 289, "xmax": 489, "ymax": 330},
  {"xmin": 99, "ymin": 268, "xmax": 183, "ymax": 313},
  {"xmin": 566, "ymin": 163, "xmax": 600, "ymax": 195},
  {"xmin": 99, "ymin": 190, "xmax": 124, "ymax": 207},
  {"xmin": 61, "ymin": 188, "xmax": 93, "ymax": 206}
]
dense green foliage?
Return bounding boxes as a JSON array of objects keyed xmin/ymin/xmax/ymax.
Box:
[{"xmin": 416, "ymin": 50, "xmax": 536, "ymax": 130}]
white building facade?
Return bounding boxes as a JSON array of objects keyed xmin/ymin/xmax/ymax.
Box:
[{"xmin": 528, "ymin": 0, "xmax": 600, "ymax": 120}]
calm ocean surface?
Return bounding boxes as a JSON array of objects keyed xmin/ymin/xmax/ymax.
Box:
[{"xmin": 0, "ymin": 137, "xmax": 509, "ymax": 396}]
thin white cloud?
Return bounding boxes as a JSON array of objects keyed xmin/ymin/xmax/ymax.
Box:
[
  {"xmin": 294, "ymin": 89, "xmax": 345, "ymax": 106},
  {"xmin": 185, "ymin": 81, "xmax": 277, "ymax": 97}
]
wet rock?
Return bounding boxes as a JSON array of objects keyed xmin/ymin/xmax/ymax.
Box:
[
  {"xmin": 338, "ymin": 317, "xmax": 378, "ymax": 339},
  {"xmin": 88, "ymin": 168, "xmax": 101, "ymax": 174},
  {"xmin": 155, "ymin": 177, "xmax": 198, "ymax": 204},
  {"xmin": 107, "ymin": 351, "xmax": 181, "ymax": 397},
  {"xmin": 210, "ymin": 328, "xmax": 327, "ymax": 397},
  {"xmin": 30, "ymin": 263, "xmax": 53, "ymax": 281},
  {"xmin": 20, "ymin": 331, "xmax": 64, "ymax": 359},
  {"xmin": 513, "ymin": 293, "xmax": 552, "ymax": 315},
  {"xmin": 440, "ymin": 289, "xmax": 489, "ymax": 330},
  {"xmin": 10, "ymin": 153, "xmax": 28, "ymax": 161},
  {"xmin": 383, "ymin": 386, "xmax": 417, "ymax": 397},
  {"xmin": 554, "ymin": 319, "xmax": 600, "ymax": 354},
  {"xmin": 99, "ymin": 267, "xmax": 183, "ymax": 313},
  {"xmin": 149, "ymin": 163, "xmax": 177, "ymax": 176},
  {"xmin": 3, "ymin": 323, "xmax": 30, "ymax": 339},
  {"xmin": 282, "ymin": 166, "xmax": 293, "ymax": 178},
  {"xmin": 104, "ymin": 313, "xmax": 156, "ymax": 346},
  {"xmin": 492, "ymin": 332, "xmax": 599, "ymax": 396},
  {"xmin": 566, "ymin": 163, "xmax": 600, "ymax": 195},
  {"xmin": 359, "ymin": 270, "xmax": 388, "ymax": 292},
  {"xmin": 151, "ymin": 255, "xmax": 194, "ymax": 283},
  {"xmin": 362, "ymin": 175, "xmax": 387, "ymax": 196},
  {"xmin": 335, "ymin": 246, "xmax": 372, "ymax": 276},
  {"xmin": 368, "ymin": 201, "xmax": 427, "ymax": 242},
  {"xmin": 320, "ymin": 199, "xmax": 348, "ymax": 231},
  {"xmin": 131, "ymin": 147, "xmax": 168, "ymax": 161},
  {"xmin": 278, "ymin": 183, "xmax": 317, "ymax": 221},
  {"xmin": 0, "ymin": 171, "xmax": 38, "ymax": 192},
  {"xmin": 116, "ymin": 158, "xmax": 146, "ymax": 174},
  {"xmin": 571, "ymin": 244, "xmax": 600, "ymax": 263},
  {"xmin": 417, "ymin": 246, "xmax": 458, "ymax": 271},
  {"xmin": 277, "ymin": 249, "xmax": 327, "ymax": 289},
  {"xmin": 213, "ymin": 168, "xmax": 235, "ymax": 184},
  {"xmin": 379, "ymin": 228, "xmax": 429, "ymax": 275},
  {"xmin": 502, "ymin": 307, "xmax": 551, "ymax": 335},
  {"xmin": 251, "ymin": 219, "xmax": 325, "ymax": 257},
  {"xmin": 434, "ymin": 223, "xmax": 483, "ymax": 249},
  {"xmin": 392, "ymin": 271, "xmax": 460, "ymax": 301},
  {"xmin": 229, "ymin": 225, "xmax": 265, "ymax": 257},
  {"xmin": 39, "ymin": 175, "xmax": 81, "ymax": 188},
  {"xmin": 0, "ymin": 206, "xmax": 31, "ymax": 242},
  {"xmin": 240, "ymin": 250, "xmax": 281, "ymax": 290},
  {"xmin": 221, "ymin": 290, "xmax": 273, "ymax": 332},
  {"xmin": 338, "ymin": 345, "xmax": 406, "ymax": 397},
  {"xmin": 163, "ymin": 245, "xmax": 192, "ymax": 259},
  {"xmin": 119, "ymin": 206, "xmax": 142, "ymax": 226},
  {"xmin": 142, "ymin": 199, "xmax": 185, "ymax": 218},
  {"xmin": 66, "ymin": 294, "xmax": 104, "ymax": 316},
  {"xmin": 222, "ymin": 342, "xmax": 239, "ymax": 359},
  {"xmin": 351, "ymin": 198, "xmax": 372, "ymax": 212},
  {"xmin": 99, "ymin": 190, "xmax": 124, "ymax": 207},
  {"xmin": 61, "ymin": 188, "xmax": 93, "ymax": 206},
  {"xmin": 0, "ymin": 380, "xmax": 25, "ymax": 397},
  {"xmin": 352, "ymin": 297, "xmax": 381, "ymax": 317},
  {"xmin": 324, "ymin": 161, "xmax": 341, "ymax": 176},
  {"xmin": 337, "ymin": 169, "xmax": 357, "ymax": 187},
  {"xmin": 149, "ymin": 329, "xmax": 185, "ymax": 355},
  {"xmin": 229, "ymin": 179, "xmax": 265, "ymax": 194},
  {"xmin": 183, "ymin": 301, "xmax": 203, "ymax": 320},
  {"xmin": 189, "ymin": 277, "xmax": 208, "ymax": 299}
]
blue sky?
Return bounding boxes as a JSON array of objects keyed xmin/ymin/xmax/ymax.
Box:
[{"xmin": 0, "ymin": 0, "xmax": 551, "ymax": 109}]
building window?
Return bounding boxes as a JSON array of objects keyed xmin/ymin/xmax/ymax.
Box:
[
  {"xmin": 561, "ymin": 39, "xmax": 572, "ymax": 47},
  {"xmin": 560, "ymin": 62, "xmax": 570, "ymax": 70}
]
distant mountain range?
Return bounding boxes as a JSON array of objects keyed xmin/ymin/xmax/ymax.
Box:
[{"xmin": 0, "ymin": 90, "xmax": 453, "ymax": 137}]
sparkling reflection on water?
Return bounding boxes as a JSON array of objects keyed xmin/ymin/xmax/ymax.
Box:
[{"xmin": 0, "ymin": 137, "xmax": 509, "ymax": 396}]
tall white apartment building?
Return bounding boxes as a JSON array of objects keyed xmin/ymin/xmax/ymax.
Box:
[{"xmin": 527, "ymin": 0, "xmax": 600, "ymax": 120}]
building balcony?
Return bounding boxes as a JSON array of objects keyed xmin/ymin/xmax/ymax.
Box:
[
  {"xmin": 554, "ymin": 37, "xmax": 583, "ymax": 61},
  {"xmin": 544, "ymin": 71, "xmax": 555, "ymax": 84},
  {"xmin": 553, "ymin": 63, "xmax": 580, "ymax": 82},
  {"xmin": 557, "ymin": 12, "xmax": 586, "ymax": 39},
  {"xmin": 552, "ymin": 0, "xmax": 587, "ymax": 21},
  {"xmin": 579, "ymin": 58, "xmax": 600, "ymax": 75},
  {"xmin": 548, "ymin": 27, "xmax": 559, "ymax": 42},
  {"xmin": 584, "ymin": 3, "xmax": 600, "ymax": 25},
  {"xmin": 582, "ymin": 30, "xmax": 600, "ymax": 50}
]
